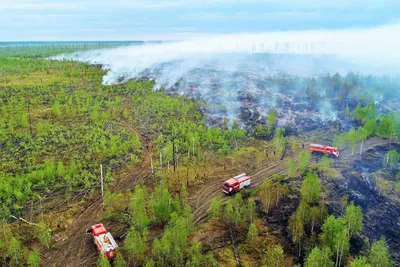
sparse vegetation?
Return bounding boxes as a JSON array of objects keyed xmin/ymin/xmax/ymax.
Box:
[{"xmin": 1, "ymin": 44, "xmax": 400, "ymax": 267}]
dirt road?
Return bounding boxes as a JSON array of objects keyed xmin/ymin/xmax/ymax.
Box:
[
  {"xmin": 41, "ymin": 136, "xmax": 396, "ymax": 266},
  {"xmin": 192, "ymin": 137, "xmax": 396, "ymax": 225}
]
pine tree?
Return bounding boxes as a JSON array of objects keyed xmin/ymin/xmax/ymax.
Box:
[
  {"xmin": 129, "ymin": 185, "xmax": 150, "ymax": 231},
  {"xmin": 247, "ymin": 223, "xmax": 258, "ymax": 243},
  {"xmin": 113, "ymin": 250, "xmax": 127, "ymax": 267},
  {"xmin": 124, "ymin": 228, "xmax": 147, "ymax": 264},
  {"xmin": 186, "ymin": 240, "xmax": 203, "ymax": 267},
  {"xmin": 185, "ymin": 239, "xmax": 217, "ymax": 267},
  {"xmin": 51, "ymin": 101, "xmax": 61, "ymax": 117},
  {"xmin": 209, "ymin": 198, "xmax": 222, "ymax": 223},
  {"xmin": 8, "ymin": 237, "xmax": 25, "ymax": 266},
  {"xmin": 263, "ymin": 244, "xmax": 285, "ymax": 267},
  {"xmin": 149, "ymin": 185, "xmax": 175, "ymax": 223}
]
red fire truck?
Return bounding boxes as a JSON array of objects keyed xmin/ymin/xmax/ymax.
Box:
[
  {"xmin": 309, "ymin": 144, "xmax": 339, "ymax": 157},
  {"xmin": 86, "ymin": 223, "xmax": 118, "ymax": 260},
  {"xmin": 222, "ymin": 173, "xmax": 251, "ymax": 194}
]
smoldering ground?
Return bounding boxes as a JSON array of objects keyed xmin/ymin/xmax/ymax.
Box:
[{"xmin": 52, "ymin": 23, "xmax": 400, "ymax": 129}]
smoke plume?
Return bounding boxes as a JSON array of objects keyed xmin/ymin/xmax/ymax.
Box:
[{"xmin": 52, "ymin": 23, "xmax": 400, "ymax": 129}]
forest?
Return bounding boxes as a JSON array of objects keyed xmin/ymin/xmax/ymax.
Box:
[{"xmin": 0, "ymin": 44, "xmax": 399, "ymax": 267}]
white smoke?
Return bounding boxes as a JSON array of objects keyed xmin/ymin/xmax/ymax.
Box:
[
  {"xmin": 51, "ymin": 23, "xmax": 400, "ymax": 126},
  {"xmin": 52, "ymin": 23, "xmax": 400, "ymax": 85}
]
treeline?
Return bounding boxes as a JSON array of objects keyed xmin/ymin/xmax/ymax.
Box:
[
  {"xmin": 0, "ymin": 43, "xmax": 125, "ymax": 59},
  {"xmin": 334, "ymin": 103, "xmax": 400, "ymax": 154},
  {"xmin": 304, "ymin": 72, "xmax": 400, "ymax": 108}
]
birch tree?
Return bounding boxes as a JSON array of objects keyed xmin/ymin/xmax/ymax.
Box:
[
  {"xmin": 304, "ymin": 247, "xmax": 334, "ymax": 267},
  {"xmin": 368, "ymin": 237, "xmax": 395, "ymax": 267},
  {"xmin": 344, "ymin": 202, "xmax": 363, "ymax": 237}
]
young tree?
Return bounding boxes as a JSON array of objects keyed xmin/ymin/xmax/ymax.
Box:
[
  {"xmin": 353, "ymin": 103, "xmax": 364, "ymax": 123},
  {"xmin": 308, "ymin": 205, "xmax": 325, "ymax": 235},
  {"xmin": 113, "ymin": 250, "xmax": 127, "ymax": 267},
  {"xmin": 265, "ymin": 109, "xmax": 277, "ymax": 138},
  {"xmin": 344, "ymin": 202, "xmax": 363, "ymax": 237},
  {"xmin": 153, "ymin": 221, "xmax": 185, "ymax": 267},
  {"xmin": 383, "ymin": 150, "xmax": 399, "ymax": 172},
  {"xmin": 378, "ymin": 115, "xmax": 394, "ymax": 139},
  {"xmin": 320, "ymin": 216, "xmax": 350, "ymax": 267},
  {"xmin": 144, "ymin": 259, "xmax": 156, "ymax": 267},
  {"xmin": 51, "ymin": 101, "xmax": 62, "ymax": 118},
  {"xmin": 357, "ymin": 127, "xmax": 368, "ymax": 156},
  {"xmin": 8, "ymin": 237, "xmax": 25, "ymax": 267},
  {"xmin": 209, "ymin": 198, "xmax": 222, "ymax": 223},
  {"xmin": 348, "ymin": 128, "xmax": 359, "ymax": 156},
  {"xmin": 90, "ymin": 108, "xmax": 99, "ymax": 123},
  {"xmin": 301, "ymin": 172, "xmax": 321, "ymax": 204},
  {"xmin": 364, "ymin": 119, "xmax": 378, "ymax": 136},
  {"xmin": 149, "ymin": 185, "xmax": 177, "ymax": 223},
  {"xmin": 247, "ymin": 223, "xmax": 258, "ymax": 243},
  {"xmin": 186, "ymin": 239, "xmax": 218, "ymax": 267},
  {"xmin": 349, "ymin": 256, "xmax": 371, "ymax": 267},
  {"xmin": 129, "ymin": 185, "xmax": 150, "ymax": 231},
  {"xmin": 368, "ymin": 237, "xmax": 395, "ymax": 267},
  {"xmin": 288, "ymin": 210, "xmax": 305, "ymax": 257},
  {"xmin": 297, "ymin": 150, "xmax": 311, "ymax": 174},
  {"xmin": 333, "ymin": 133, "xmax": 348, "ymax": 149},
  {"xmin": 27, "ymin": 250, "xmax": 41, "ymax": 267},
  {"xmin": 304, "ymin": 247, "xmax": 334, "ymax": 267},
  {"xmin": 97, "ymin": 254, "xmax": 111, "ymax": 267},
  {"xmin": 35, "ymin": 222, "xmax": 52, "ymax": 249},
  {"xmin": 0, "ymin": 221, "xmax": 13, "ymax": 258},
  {"xmin": 345, "ymin": 105, "xmax": 352, "ymax": 119},
  {"xmin": 186, "ymin": 240, "xmax": 203, "ymax": 267},
  {"xmin": 340, "ymin": 194, "xmax": 349, "ymax": 214},
  {"xmin": 263, "ymin": 244, "xmax": 285, "ymax": 267},
  {"xmin": 273, "ymin": 128, "xmax": 286, "ymax": 158},
  {"xmin": 286, "ymin": 160, "xmax": 297, "ymax": 176},
  {"xmin": 258, "ymin": 179, "xmax": 288, "ymax": 214},
  {"xmin": 256, "ymin": 124, "xmax": 264, "ymax": 138},
  {"xmin": 124, "ymin": 228, "xmax": 147, "ymax": 264}
]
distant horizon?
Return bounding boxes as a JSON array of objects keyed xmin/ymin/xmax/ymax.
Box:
[{"xmin": 2, "ymin": 0, "xmax": 400, "ymax": 41}]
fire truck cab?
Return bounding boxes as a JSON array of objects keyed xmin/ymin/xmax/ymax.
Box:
[
  {"xmin": 309, "ymin": 144, "xmax": 339, "ymax": 157},
  {"xmin": 86, "ymin": 223, "xmax": 118, "ymax": 260},
  {"xmin": 222, "ymin": 173, "xmax": 251, "ymax": 194}
]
